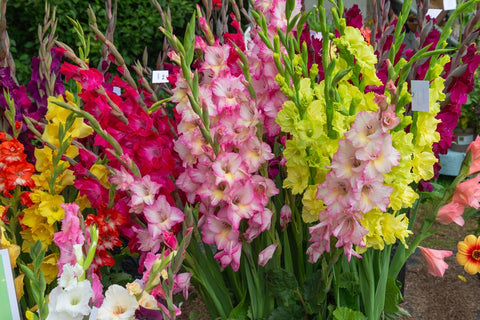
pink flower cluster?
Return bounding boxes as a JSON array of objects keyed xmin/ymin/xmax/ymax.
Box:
[
  {"xmin": 245, "ymin": 0, "xmax": 298, "ymax": 137},
  {"xmin": 308, "ymin": 109, "xmax": 401, "ymax": 261},
  {"xmin": 172, "ymin": 3, "xmax": 304, "ymax": 269}
]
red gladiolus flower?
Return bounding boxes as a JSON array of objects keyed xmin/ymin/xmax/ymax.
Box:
[{"xmin": 212, "ymin": 0, "xmax": 222, "ymax": 10}]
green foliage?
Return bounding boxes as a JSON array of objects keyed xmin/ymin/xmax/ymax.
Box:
[
  {"xmin": 266, "ymin": 269, "xmax": 299, "ymax": 304},
  {"xmin": 6, "ymin": 0, "xmax": 198, "ymax": 83},
  {"xmin": 19, "ymin": 241, "xmax": 49, "ymax": 320},
  {"xmin": 267, "ymin": 305, "xmax": 304, "ymax": 320},
  {"xmin": 332, "ymin": 307, "xmax": 366, "ymax": 320}
]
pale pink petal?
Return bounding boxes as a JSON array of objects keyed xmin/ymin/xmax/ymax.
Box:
[
  {"xmin": 258, "ymin": 244, "xmax": 278, "ymax": 266},
  {"xmin": 436, "ymin": 201, "xmax": 465, "ymax": 226}
]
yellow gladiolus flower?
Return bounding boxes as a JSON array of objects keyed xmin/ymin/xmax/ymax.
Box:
[
  {"xmin": 90, "ymin": 163, "xmax": 111, "ymax": 188},
  {"xmin": 15, "ymin": 273, "xmax": 25, "ymax": 301},
  {"xmin": 302, "ymin": 185, "xmax": 325, "ymax": 223},
  {"xmin": 36, "ymin": 192, "xmax": 65, "ymax": 224}
]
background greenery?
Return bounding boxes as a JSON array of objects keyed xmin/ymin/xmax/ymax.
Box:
[{"xmin": 6, "ymin": 0, "xmax": 199, "ymax": 83}]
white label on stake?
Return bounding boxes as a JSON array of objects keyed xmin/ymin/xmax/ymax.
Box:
[
  {"xmin": 152, "ymin": 70, "xmax": 169, "ymax": 84},
  {"xmin": 113, "ymin": 86, "xmax": 121, "ymax": 96},
  {"xmin": 426, "ymin": 9, "xmax": 442, "ymax": 19},
  {"xmin": 443, "ymin": 0, "xmax": 457, "ymax": 10},
  {"xmin": 411, "ymin": 80, "xmax": 430, "ymax": 112}
]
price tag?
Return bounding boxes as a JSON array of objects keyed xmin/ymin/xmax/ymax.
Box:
[
  {"xmin": 0, "ymin": 249, "xmax": 20, "ymax": 320},
  {"xmin": 411, "ymin": 80, "xmax": 430, "ymax": 112},
  {"xmin": 112, "ymin": 86, "xmax": 121, "ymax": 96},
  {"xmin": 152, "ymin": 70, "xmax": 169, "ymax": 84},
  {"xmin": 443, "ymin": 0, "xmax": 457, "ymax": 10}
]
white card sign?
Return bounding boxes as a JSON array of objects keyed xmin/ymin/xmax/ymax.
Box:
[
  {"xmin": 152, "ymin": 70, "xmax": 169, "ymax": 84},
  {"xmin": 0, "ymin": 249, "xmax": 20, "ymax": 320},
  {"xmin": 443, "ymin": 0, "xmax": 457, "ymax": 10},
  {"xmin": 411, "ymin": 80, "xmax": 430, "ymax": 112}
]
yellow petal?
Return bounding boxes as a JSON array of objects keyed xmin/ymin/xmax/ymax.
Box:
[{"xmin": 463, "ymin": 260, "xmax": 480, "ymax": 275}]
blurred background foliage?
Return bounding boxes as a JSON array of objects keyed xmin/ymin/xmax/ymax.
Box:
[{"xmin": 6, "ymin": 0, "xmax": 199, "ymax": 83}]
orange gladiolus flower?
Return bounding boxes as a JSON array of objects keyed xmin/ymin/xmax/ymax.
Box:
[{"xmin": 457, "ymin": 235, "xmax": 480, "ymax": 275}]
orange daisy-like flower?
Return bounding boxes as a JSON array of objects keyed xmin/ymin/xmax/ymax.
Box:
[{"xmin": 456, "ymin": 235, "xmax": 480, "ymax": 275}]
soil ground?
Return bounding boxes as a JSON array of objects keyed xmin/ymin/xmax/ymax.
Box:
[{"xmin": 400, "ymin": 177, "xmax": 480, "ymax": 320}]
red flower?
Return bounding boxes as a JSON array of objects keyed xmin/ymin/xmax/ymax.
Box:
[{"xmin": 212, "ymin": 0, "xmax": 222, "ymax": 10}]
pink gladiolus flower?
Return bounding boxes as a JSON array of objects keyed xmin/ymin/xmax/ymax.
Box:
[
  {"xmin": 379, "ymin": 104, "xmax": 401, "ymax": 131},
  {"xmin": 344, "ymin": 111, "xmax": 383, "ymax": 160},
  {"xmin": 173, "ymin": 273, "xmax": 191, "ymax": 300},
  {"xmin": 418, "ymin": 246, "xmax": 452, "ymax": 277},
  {"xmin": 130, "ymin": 175, "xmax": 162, "ymax": 213},
  {"xmin": 356, "ymin": 179, "xmax": 393, "ymax": 213},
  {"xmin": 238, "ymin": 138, "xmax": 275, "ymax": 172},
  {"xmin": 202, "ymin": 214, "xmax": 240, "ymax": 251},
  {"xmin": 244, "ymin": 208, "xmax": 273, "ymax": 242},
  {"xmin": 200, "ymin": 45, "xmax": 230, "ymax": 77},
  {"xmin": 452, "ymin": 174, "xmax": 480, "ymax": 209},
  {"xmin": 143, "ymin": 195, "xmax": 185, "ymax": 240},
  {"xmin": 227, "ymin": 181, "xmax": 263, "ymax": 227},
  {"xmin": 373, "ymin": 94, "xmax": 388, "ymax": 110},
  {"xmin": 307, "ymin": 211, "xmax": 333, "ymax": 263},
  {"xmin": 280, "ymin": 204, "xmax": 292, "ymax": 231},
  {"xmin": 54, "ymin": 203, "xmax": 85, "ymax": 274},
  {"xmin": 367, "ymin": 134, "xmax": 400, "ymax": 175},
  {"xmin": 110, "ymin": 166, "xmax": 135, "ymax": 191},
  {"xmin": 212, "ymin": 75, "xmax": 246, "ymax": 112},
  {"xmin": 467, "ymin": 136, "xmax": 480, "ymax": 175},
  {"xmin": 436, "ymin": 201, "xmax": 465, "ymax": 226},
  {"xmin": 91, "ymin": 273, "xmax": 104, "ymax": 307},
  {"xmin": 386, "ymin": 79, "xmax": 397, "ymax": 96},
  {"xmin": 214, "ymin": 241, "xmax": 242, "ymax": 271},
  {"xmin": 212, "ymin": 152, "xmax": 248, "ymax": 187},
  {"xmin": 330, "ymin": 139, "xmax": 366, "ymax": 184},
  {"xmin": 317, "ymin": 172, "xmax": 358, "ymax": 215},
  {"xmin": 258, "ymin": 244, "xmax": 278, "ymax": 266},
  {"xmin": 332, "ymin": 214, "xmax": 368, "ymax": 261}
]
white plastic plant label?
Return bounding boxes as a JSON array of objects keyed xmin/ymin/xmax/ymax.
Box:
[
  {"xmin": 152, "ymin": 70, "xmax": 169, "ymax": 84},
  {"xmin": 411, "ymin": 80, "xmax": 430, "ymax": 112},
  {"xmin": 443, "ymin": 0, "xmax": 457, "ymax": 10},
  {"xmin": 426, "ymin": 8, "xmax": 442, "ymax": 19},
  {"xmin": 112, "ymin": 86, "xmax": 121, "ymax": 96},
  {"xmin": 0, "ymin": 249, "xmax": 20, "ymax": 320}
]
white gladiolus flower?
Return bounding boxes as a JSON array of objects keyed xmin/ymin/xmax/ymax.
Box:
[
  {"xmin": 46, "ymin": 280, "xmax": 93, "ymax": 320},
  {"xmin": 58, "ymin": 263, "xmax": 84, "ymax": 290},
  {"xmin": 96, "ymin": 284, "xmax": 139, "ymax": 320}
]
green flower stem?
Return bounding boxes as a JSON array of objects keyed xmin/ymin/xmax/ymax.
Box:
[{"xmin": 148, "ymin": 97, "xmax": 171, "ymax": 114}]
